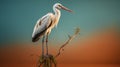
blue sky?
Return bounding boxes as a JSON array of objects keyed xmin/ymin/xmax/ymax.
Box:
[{"xmin": 0, "ymin": 0, "xmax": 120, "ymax": 45}]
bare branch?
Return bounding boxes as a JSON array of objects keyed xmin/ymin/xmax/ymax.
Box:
[{"xmin": 55, "ymin": 27, "xmax": 80, "ymax": 58}]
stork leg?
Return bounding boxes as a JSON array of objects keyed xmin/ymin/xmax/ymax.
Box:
[
  {"xmin": 42, "ymin": 36, "xmax": 45, "ymax": 56},
  {"xmin": 46, "ymin": 34, "xmax": 49, "ymax": 55}
]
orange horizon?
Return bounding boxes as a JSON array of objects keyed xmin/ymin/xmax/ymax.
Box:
[{"xmin": 0, "ymin": 27, "xmax": 120, "ymax": 67}]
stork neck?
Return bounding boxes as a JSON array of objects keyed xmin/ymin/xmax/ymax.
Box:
[{"xmin": 53, "ymin": 8, "xmax": 61, "ymax": 18}]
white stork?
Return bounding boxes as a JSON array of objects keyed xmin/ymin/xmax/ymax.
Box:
[{"xmin": 32, "ymin": 3, "xmax": 72, "ymax": 55}]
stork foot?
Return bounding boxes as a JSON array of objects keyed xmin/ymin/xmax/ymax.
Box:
[{"xmin": 37, "ymin": 54, "xmax": 57, "ymax": 67}]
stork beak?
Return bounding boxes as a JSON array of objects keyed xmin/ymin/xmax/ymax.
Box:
[{"xmin": 61, "ymin": 5, "xmax": 72, "ymax": 12}]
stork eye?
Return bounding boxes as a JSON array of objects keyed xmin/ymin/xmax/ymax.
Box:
[{"xmin": 58, "ymin": 5, "xmax": 61, "ymax": 7}]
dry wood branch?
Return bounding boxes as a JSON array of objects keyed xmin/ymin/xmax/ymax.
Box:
[
  {"xmin": 31, "ymin": 27, "xmax": 80, "ymax": 67},
  {"xmin": 37, "ymin": 54, "xmax": 57, "ymax": 67},
  {"xmin": 55, "ymin": 27, "xmax": 80, "ymax": 58}
]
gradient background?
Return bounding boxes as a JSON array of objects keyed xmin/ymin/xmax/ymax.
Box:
[{"xmin": 0, "ymin": 0, "xmax": 120, "ymax": 67}]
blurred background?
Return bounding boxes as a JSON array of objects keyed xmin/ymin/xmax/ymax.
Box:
[{"xmin": 0, "ymin": 0, "xmax": 120, "ymax": 67}]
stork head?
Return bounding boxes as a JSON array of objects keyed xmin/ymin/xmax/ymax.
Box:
[{"xmin": 53, "ymin": 3, "xmax": 72, "ymax": 12}]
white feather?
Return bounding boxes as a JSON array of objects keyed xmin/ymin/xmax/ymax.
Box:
[{"xmin": 32, "ymin": 3, "xmax": 71, "ymax": 42}]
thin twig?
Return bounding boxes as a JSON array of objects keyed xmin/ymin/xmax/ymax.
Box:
[{"xmin": 55, "ymin": 27, "xmax": 80, "ymax": 58}]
